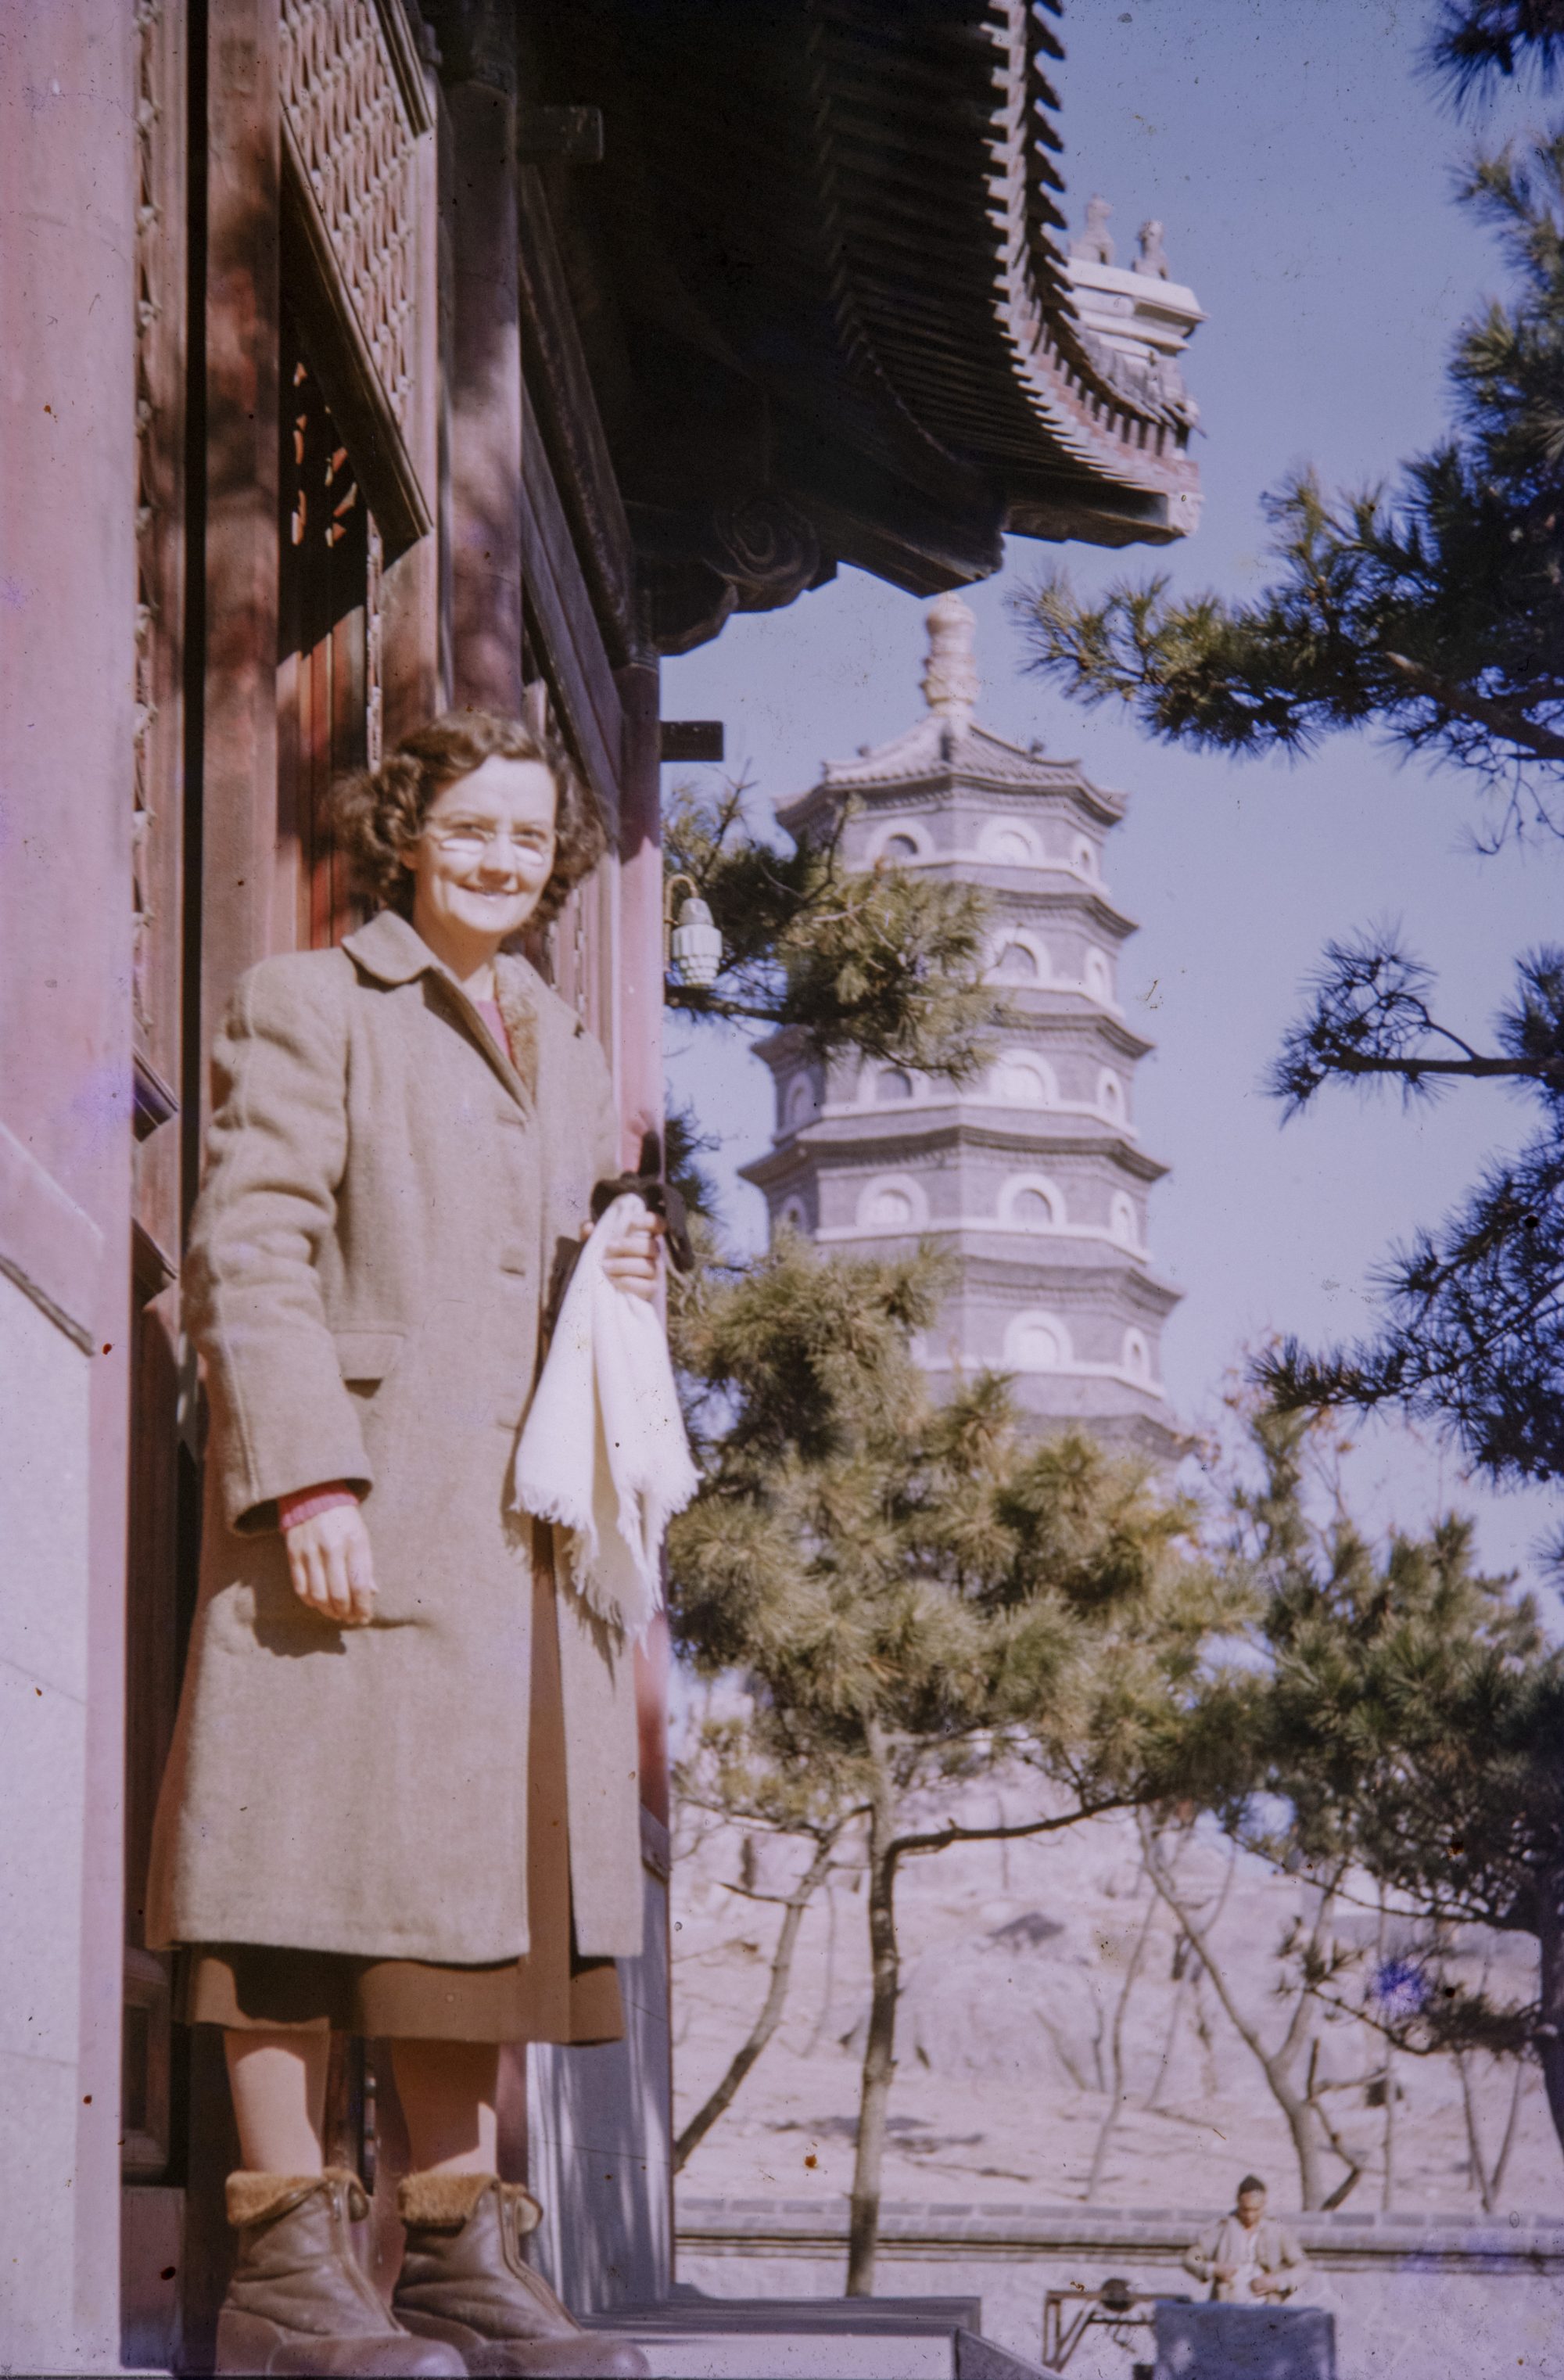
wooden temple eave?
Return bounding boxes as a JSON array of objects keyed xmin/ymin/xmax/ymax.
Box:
[
  {"xmin": 525, "ymin": 0, "xmax": 1204, "ymax": 655},
  {"xmin": 795, "ymin": 0, "xmax": 1200, "ymax": 526}
]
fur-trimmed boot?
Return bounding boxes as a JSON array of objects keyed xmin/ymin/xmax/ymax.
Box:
[
  {"xmin": 217, "ymin": 2168, "xmax": 467, "ymax": 2376},
  {"xmin": 393, "ymin": 2174, "xmax": 649, "ymax": 2378}
]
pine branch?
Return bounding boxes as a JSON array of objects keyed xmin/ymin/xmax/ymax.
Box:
[
  {"xmin": 1384, "ymin": 652, "xmax": 1564, "ymax": 763},
  {"xmin": 1301, "ymin": 1050, "xmax": 1547, "ymax": 1084},
  {"xmin": 664, "ymin": 989, "xmax": 795, "ymax": 1027},
  {"xmin": 1426, "ymin": 0, "xmax": 1564, "ymax": 110},
  {"xmin": 1141, "ymin": 1826, "xmax": 1275, "ymax": 2071},
  {"xmin": 888, "ymin": 1797, "xmax": 1130, "ymax": 1866}
]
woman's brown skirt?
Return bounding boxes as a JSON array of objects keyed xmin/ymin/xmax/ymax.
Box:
[{"xmin": 177, "ymin": 1540, "xmax": 626, "ymax": 2046}]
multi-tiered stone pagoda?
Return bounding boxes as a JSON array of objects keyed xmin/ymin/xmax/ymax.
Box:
[{"xmin": 743, "ymin": 596, "xmax": 1184, "ymax": 1464}]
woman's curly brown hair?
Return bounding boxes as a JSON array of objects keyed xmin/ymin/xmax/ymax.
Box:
[{"xmin": 332, "ymin": 710, "xmax": 606, "ymax": 928}]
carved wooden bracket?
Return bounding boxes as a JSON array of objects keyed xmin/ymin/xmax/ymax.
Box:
[
  {"xmin": 518, "ymin": 105, "xmax": 604, "ymax": 163},
  {"xmin": 633, "ymin": 493, "xmax": 831, "ymax": 655}
]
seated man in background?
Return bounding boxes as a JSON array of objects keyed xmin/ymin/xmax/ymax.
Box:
[{"xmin": 1184, "ymin": 2176, "xmax": 1311, "ymax": 2305}]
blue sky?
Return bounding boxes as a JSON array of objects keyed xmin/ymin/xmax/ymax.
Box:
[{"xmin": 662, "ymin": 1, "xmax": 1561, "ymax": 1582}]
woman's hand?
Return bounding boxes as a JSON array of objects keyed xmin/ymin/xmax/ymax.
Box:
[
  {"xmin": 589, "ymin": 1208, "xmax": 664, "ymax": 1301},
  {"xmin": 284, "ymin": 1502, "xmax": 378, "ymax": 1625}
]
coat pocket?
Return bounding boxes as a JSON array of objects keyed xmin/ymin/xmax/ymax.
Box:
[{"xmin": 332, "ymin": 1328, "xmax": 406, "ymax": 1384}]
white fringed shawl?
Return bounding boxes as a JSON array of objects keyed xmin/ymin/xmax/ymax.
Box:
[{"xmin": 510, "ymin": 1193, "xmax": 698, "ymax": 1640}]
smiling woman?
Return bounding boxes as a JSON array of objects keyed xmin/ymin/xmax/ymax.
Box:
[
  {"xmin": 332, "ymin": 711, "xmax": 605, "ymax": 935},
  {"xmin": 145, "ymin": 708, "xmax": 655, "ymax": 2378}
]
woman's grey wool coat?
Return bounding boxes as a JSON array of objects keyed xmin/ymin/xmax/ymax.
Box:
[{"xmin": 147, "ymin": 907, "xmax": 645, "ymax": 1965}]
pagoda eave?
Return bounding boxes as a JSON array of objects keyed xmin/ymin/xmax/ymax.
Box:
[
  {"xmin": 741, "ymin": 1115, "xmax": 1171, "ymax": 1186},
  {"xmin": 942, "ymin": 1245, "xmax": 1183, "ymax": 1316},
  {"xmin": 992, "ymin": 1395, "xmax": 1196, "ymax": 1466},
  {"xmin": 777, "ymin": 766, "xmax": 1128, "ymax": 838},
  {"xmin": 987, "ymin": 994, "xmax": 1157, "ymax": 1061},
  {"xmin": 971, "ymin": 881, "xmax": 1140, "ymax": 940}
]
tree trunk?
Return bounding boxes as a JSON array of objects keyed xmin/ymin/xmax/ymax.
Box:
[
  {"xmin": 1270, "ymin": 2055, "xmax": 1325, "ymax": 2210},
  {"xmin": 1535, "ymin": 1854, "xmax": 1564, "ymax": 2163},
  {"xmin": 846, "ymin": 1744, "xmax": 899, "ymax": 2296},
  {"xmin": 1378, "ymin": 1894, "xmax": 1395, "ymax": 2212},
  {"xmin": 1459, "ymin": 2050, "xmax": 1530, "ymax": 2213},
  {"xmin": 1490, "ymin": 2060, "xmax": 1528, "ymax": 2204},
  {"xmin": 673, "ymin": 1838, "xmax": 834, "ymax": 2175},
  {"xmin": 802, "ymin": 1874, "xmax": 839, "ymax": 2056},
  {"xmin": 1085, "ymin": 1890, "xmax": 1157, "ymax": 2202},
  {"xmin": 1381, "ymin": 2046, "xmax": 1397, "ymax": 2212},
  {"xmin": 1308, "ymin": 2049, "xmax": 1366, "ymax": 2213},
  {"xmin": 1139, "ymin": 1825, "xmax": 1333, "ymax": 2208},
  {"xmin": 1457, "ymin": 2051, "xmax": 1492, "ymax": 2212}
]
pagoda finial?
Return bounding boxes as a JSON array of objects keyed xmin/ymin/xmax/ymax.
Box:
[{"xmin": 922, "ymin": 592, "xmax": 979, "ymax": 726}]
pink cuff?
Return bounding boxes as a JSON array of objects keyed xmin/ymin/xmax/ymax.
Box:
[{"xmin": 277, "ymin": 1481, "xmax": 359, "ymax": 1531}]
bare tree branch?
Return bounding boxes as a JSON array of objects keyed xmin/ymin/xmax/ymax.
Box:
[{"xmin": 673, "ymin": 1833, "xmax": 839, "ymax": 2175}]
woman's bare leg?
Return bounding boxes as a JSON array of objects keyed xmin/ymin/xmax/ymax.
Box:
[
  {"xmin": 391, "ymin": 2040, "xmax": 500, "ymax": 2174},
  {"xmin": 225, "ymin": 2030, "xmax": 330, "ymax": 2173}
]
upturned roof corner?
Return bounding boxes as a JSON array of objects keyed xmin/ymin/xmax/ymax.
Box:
[{"xmin": 524, "ymin": 0, "xmax": 1205, "ymax": 655}]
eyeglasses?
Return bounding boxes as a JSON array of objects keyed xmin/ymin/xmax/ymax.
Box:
[{"xmin": 423, "ymin": 823, "xmax": 557, "ymax": 863}]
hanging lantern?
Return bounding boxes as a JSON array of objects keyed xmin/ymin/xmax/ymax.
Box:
[{"xmin": 669, "ymin": 892, "xmax": 723, "ymax": 989}]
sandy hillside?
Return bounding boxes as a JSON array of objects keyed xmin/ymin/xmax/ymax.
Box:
[{"xmin": 671, "ymin": 1790, "xmax": 1557, "ymax": 2219}]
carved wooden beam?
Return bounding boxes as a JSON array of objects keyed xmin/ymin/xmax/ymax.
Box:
[
  {"xmin": 516, "ymin": 167, "xmax": 640, "ymax": 665},
  {"xmin": 278, "ymin": 0, "xmax": 434, "ymax": 556},
  {"xmin": 659, "ymin": 722, "xmax": 724, "ymax": 763}
]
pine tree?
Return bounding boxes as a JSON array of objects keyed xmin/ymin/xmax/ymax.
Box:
[
  {"xmin": 1215, "ymin": 1405, "xmax": 1564, "ymax": 2168},
  {"xmin": 664, "ymin": 779, "xmax": 997, "ymax": 1080},
  {"xmin": 1014, "ymin": 104, "xmax": 1564, "ymax": 1486},
  {"xmin": 666, "ymin": 1236, "xmax": 1249, "ymax": 2291}
]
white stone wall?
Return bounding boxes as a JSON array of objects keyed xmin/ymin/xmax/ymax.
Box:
[{"xmin": 677, "ymin": 2220, "xmax": 1564, "ymax": 2379}]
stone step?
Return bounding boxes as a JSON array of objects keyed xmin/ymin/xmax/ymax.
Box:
[{"xmin": 580, "ymin": 2292, "xmax": 1064, "ymax": 2380}]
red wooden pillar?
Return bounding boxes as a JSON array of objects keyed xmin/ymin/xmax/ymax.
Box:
[
  {"xmin": 203, "ymin": 0, "xmax": 282, "ymax": 1016},
  {"xmin": 445, "ymin": 72, "xmax": 523, "ymax": 714},
  {"xmin": 381, "ymin": 46, "xmax": 443, "ymax": 745},
  {"xmin": 439, "ymin": 14, "xmax": 529, "ymax": 2187},
  {"xmin": 618, "ymin": 660, "xmax": 672, "ymax": 1832},
  {"xmin": 615, "ymin": 662, "xmax": 667, "ymax": 1162},
  {"xmin": 176, "ymin": 9, "xmax": 284, "ymax": 2361}
]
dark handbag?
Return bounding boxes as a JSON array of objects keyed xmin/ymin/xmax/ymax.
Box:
[
  {"xmin": 543, "ymin": 1129, "xmax": 694, "ymax": 1337},
  {"xmin": 589, "ymin": 1129, "xmax": 695, "ymax": 1273}
]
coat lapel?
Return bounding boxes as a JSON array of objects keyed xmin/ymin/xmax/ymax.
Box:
[{"xmin": 342, "ymin": 910, "xmax": 539, "ymax": 1111}]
